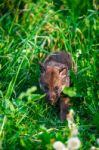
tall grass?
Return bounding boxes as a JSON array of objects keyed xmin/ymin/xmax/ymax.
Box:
[{"xmin": 0, "ymin": 0, "xmax": 99, "ymax": 149}]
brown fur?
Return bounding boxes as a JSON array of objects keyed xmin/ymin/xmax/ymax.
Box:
[{"xmin": 39, "ymin": 51, "xmax": 73, "ymax": 120}]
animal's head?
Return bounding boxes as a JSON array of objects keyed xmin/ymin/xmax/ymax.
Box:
[{"xmin": 40, "ymin": 64, "xmax": 69, "ymax": 105}]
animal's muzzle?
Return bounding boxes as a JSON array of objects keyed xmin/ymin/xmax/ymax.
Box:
[{"xmin": 46, "ymin": 92, "xmax": 57, "ymax": 105}]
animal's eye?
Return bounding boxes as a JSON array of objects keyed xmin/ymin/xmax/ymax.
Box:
[
  {"xmin": 54, "ymin": 86, "xmax": 58, "ymax": 92},
  {"xmin": 44, "ymin": 85, "xmax": 49, "ymax": 91}
]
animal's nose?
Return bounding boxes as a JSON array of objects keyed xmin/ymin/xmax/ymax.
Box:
[
  {"xmin": 46, "ymin": 92, "xmax": 56, "ymax": 104},
  {"xmin": 50, "ymin": 92, "xmax": 56, "ymax": 100}
]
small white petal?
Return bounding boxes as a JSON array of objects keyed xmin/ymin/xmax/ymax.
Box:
[
  {"xmin": 90, "ymin": 146, "xmax": 97, "ymax": 150},
  {"xmin": 67, "ymin": 137, "xmax": 81, "ymax": 150},
  {"xmin": 62, "ymin": 148, "xmax": 68, "ymax": 150},
  {"xmin": 53, "ymin": 141, "xmax": 66, "ymax": 150}
]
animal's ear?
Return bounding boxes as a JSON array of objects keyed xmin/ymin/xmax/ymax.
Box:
[
  {"xmin": 59, "ymin": 67, "xmax": 67, "ymax": 76},
  {"xmin": 39, "ymin": 63, "xmax": 45, "ymax": 73}
]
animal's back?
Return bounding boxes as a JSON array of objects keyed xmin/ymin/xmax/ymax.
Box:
[{"xmin": 44, "ymin": 51, "xmax": 72, "ymax": 70}]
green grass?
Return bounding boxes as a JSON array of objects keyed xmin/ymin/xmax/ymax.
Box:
[{"xmin": 0, "ymin": 0, "xmax": 99, "ymax": 149}]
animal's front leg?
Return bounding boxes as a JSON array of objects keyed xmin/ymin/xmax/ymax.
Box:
[{"xmin": 60, "ymin": 97, "xmax": 70, "ymax": 121}]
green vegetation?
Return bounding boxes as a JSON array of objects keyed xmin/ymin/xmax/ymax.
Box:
[{"xmin": 0, "ymin": 0, "xmax": 99, "ymax": 149}]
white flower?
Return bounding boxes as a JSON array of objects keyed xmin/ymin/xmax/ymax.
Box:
[
  {"xmin": 90, "ymin": 146, "xmax": 97, "ymax": 150},
  {"xmin": 53, "ymin": 141, "xmax": 67, "ymax": 150},
  {"xmin": 67, "ymin": 137, "xmax": 81, "ymax": 150}
]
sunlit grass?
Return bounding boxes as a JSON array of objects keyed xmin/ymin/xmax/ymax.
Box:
[{"xmin": 0, "ymin": 0, "xmax": 98, "ymax": 149}]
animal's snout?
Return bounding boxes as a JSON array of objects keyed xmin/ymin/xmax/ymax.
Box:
[{"xmin": 46, "ymin": 92, "xmax": 57, "ymax": 105}]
